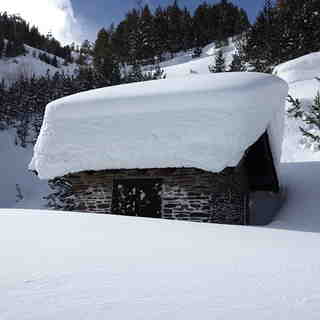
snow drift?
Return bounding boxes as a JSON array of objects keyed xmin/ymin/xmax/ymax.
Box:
[
  {"xmin": 274, "ymin": 52, "xmax": 320, "ymax": 84},
  {"xmin": 30, "ymin": 72, "xmax": 288, "ymax": 179}
]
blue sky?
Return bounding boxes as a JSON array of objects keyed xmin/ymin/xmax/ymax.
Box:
[{"xmin": 74, "ymin": 0, "xmax": 265, "ymax": 41}]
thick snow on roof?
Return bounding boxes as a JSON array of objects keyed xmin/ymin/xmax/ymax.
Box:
[{"xmin": 30, "ymin": 72, "xmax": 288, "ymax": 179}]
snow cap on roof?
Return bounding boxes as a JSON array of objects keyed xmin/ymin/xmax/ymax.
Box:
[{"xmin": 29, "ymin": 72, "xmax": 288, "ymax": 179}]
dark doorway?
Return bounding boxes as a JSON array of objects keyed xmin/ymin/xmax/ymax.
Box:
[
  {"xmin": 244, "ymin": 132, "xmax": 280, "ymax": 193},
  {"xmin": 244, "ymin": 132, "xmax": 282, "ymax": 225},
  {"xmin": 112, "ymin": 179, "xmax": 162, "ymax": 218}
]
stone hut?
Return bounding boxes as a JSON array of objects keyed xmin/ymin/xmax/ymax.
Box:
[{"xmin": 30, "ymin": 72, "xmax": 288, "ymax": 225}]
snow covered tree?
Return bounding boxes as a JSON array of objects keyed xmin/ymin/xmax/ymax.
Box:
[
  {"xmin": 300, "ymin": 91, "xmax": 320, "ymax": 145},
  {"xmin": 126, "ymin": 9, "xmax": 141, "ymax": 64},
  {"xmin": 93, "ymin": 28, "xmax": 121, "ymax": 85},
  {"xmin": 209, "ymin": 50, "xmax": 226, "ymax": 73},
  {"xmin": 153, "ymin": 6, "xmax": 169, "ymax": 62},
  {"xmin": 52, "ymin": 55, "xmax": 58, "ymax": 68},
  {"xmin": 139, "ymin": 5, "xmax": 155, "ymax": 64},
  {"xmin": 228, "ymin": 53, "xmax": 246, "ymax": 72},
  {"xmin": 287, "ymin": 95, "xmax": 303, "ymax": 119}
]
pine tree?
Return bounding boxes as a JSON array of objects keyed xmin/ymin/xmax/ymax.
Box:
[
  {"xmin": 126, "ymin": 9, "xmax": 141, "ymax": 64},
  {"xmin": 193, "ymin": 3, "xmax": 211, "ymax": 47},
  {"xmin": 139, "ymin": 5, "xmax": 155, "ymax": 64},
  {"xmin": 300, "ymin": 91, "xmax": 320, "ymax": 145},
  {"xmin": 228, "ymin": 53, "xmax": 246, "ymax": 72},
  {"xmin": 93, "ymin": 28, "xmax": 121, "ymax": 84},
  {"xmin": 167, "ymin": 0, "xmax": 183, "ymax": 56},
  {"xmin": 209, "ymin": 50, "xmax": 226, "ymax": 73},
  {"xmin": 52, "ymin": 55, "xmax": 58, "ymax": 68},
  {"xmin": 5, "ymin": 41, "xmax": 15, "ymax": 57},
  {"xmin": 125, "ymin": 62, "xmax": 146, "ymax": 83},
  {"xmin": 153, "ymin": 6, "xmax": 168, "ymax": 62},
  {"xmin": 0, "ymin": 35, "xmax": 4, "ymax": 58},
  {"xmin": 181, "ymin": 7, "xmax": 194, "ymax": 51}
]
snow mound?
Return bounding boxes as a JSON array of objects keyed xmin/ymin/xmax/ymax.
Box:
[
  {"xmin": 273, "ymin": 52, "xmax": 320, "ymax": 163},
  {"xmin": 274, "ymin": 52, "xmax": 320, "ymax": 84},
  {"xmin": 30, "ymin": 72, "xmax": 288, "ymax": 180}
]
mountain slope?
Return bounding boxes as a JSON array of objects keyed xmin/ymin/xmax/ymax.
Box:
[{"xmin": 0, "ymin": 44, "xmax": 79, "ymax": 85}]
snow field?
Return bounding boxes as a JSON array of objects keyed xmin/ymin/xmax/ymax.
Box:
[{"xmin": 1, "ymin": 169, "xmax": 320, "ymax": 320}]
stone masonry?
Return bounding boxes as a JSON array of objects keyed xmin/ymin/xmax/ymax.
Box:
[{"xmin": 63, "ymin": 163, "xmax": 249, "ymax": 225}]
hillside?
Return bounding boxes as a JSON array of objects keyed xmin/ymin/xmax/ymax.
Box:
[
  {"xmin": 161, "ymin": 39, "xmax": 237, "ymax": 78},
  {"xmin": 0, "ymin": 44, "xmax": 79, "ymax": 85}
]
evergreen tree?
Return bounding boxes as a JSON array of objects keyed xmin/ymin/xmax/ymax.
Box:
[
  {"xmin": 241, "ymin": 0, "xmax": 320, "ymax": 70},
  {"xmin": 300, "ymin": 91, "xmax": 320, "ymax": 145},
  {"xmin": 80, "ymin": 40, "xmax": 92, "ymax": 56},
  {"xmin": 0, "ymin": 34, "xmax": 4, "ymax": 58},
  {"xmin": 167, "ymin": 0, "xmax": 183, "ymax": 56},
  {"xmin": 193, "ymin": 3, "xmax": 212, "ymax": 47},
  {"xmin": 209, "ymin": 50, "xmax": 226, "ymax": 73},
  {"xmin": 112, "ymin": 21, "xmax": 130, "ymax": 63},
  {"xmin": 153, "ymin": 6, "xmax": 169, "ymax": 62},
  {"xmin": 139, "ymin": 5, "xmax": 155, "ymax": 64},
  {"xmin": 181, "ymin": 7, "xmax": 194, "ymax": 51},
  {"xmin": 52, "ymin": 55, "xmax": 58, "ymax": 68},
  {"xmin": 5, "ymin": 41, "xmax": 15, "ymax": 57},
  {"xmin": 125, "ymin": 9, "xmax": 141, "ymax": 63},
  {"xmin": 125, "ymin": 62, "xmax": 146, "ymax": 83},
  {"xmin": 93, "ymin": 28, "xmax": 121, "ymax": 84},
  {"xmin": 228, "ymin": 53, "xmax": 246, "ymax": 71}
]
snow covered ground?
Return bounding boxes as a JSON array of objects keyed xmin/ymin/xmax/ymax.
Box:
[{"xmin": 1, "ymin": 159, "xmax": 320, "ymax": 320}]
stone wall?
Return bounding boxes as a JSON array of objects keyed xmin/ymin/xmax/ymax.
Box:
[{"xmin": 64, "ymin": 164, "xmax": 249, "ymax": 225}]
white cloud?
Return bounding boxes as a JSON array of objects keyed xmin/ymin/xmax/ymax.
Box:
[{"xmin": 1, "ymin": 0, "xmax": 82, "ymax": 44}]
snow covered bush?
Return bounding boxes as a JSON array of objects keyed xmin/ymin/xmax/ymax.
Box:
[
  {"xmin": 300, "ymin": 92, "xmax": 320, "ymax": 146},
  {"xmin": 44, "ymin": 177, "xmax": 78, "ymax": 210},
  {"xmin": 208, "ymin": 50, "xmax": 226, "ymax": 73},
  {"xmin": 287, "ymin": 82, "xmax": 320, "ymax": 150},
  {"xmin": 287, "ymin": 94, "xmax": 303, "ymax": 119}
]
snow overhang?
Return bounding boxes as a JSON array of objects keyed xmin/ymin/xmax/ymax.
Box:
[{"xmin": 29, "ymin": 72, "xmax": 288, "ymax": 179}]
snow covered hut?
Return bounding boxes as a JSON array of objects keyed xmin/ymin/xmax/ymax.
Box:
[{"xmin": 30, "ymin": 72, "xmax": 288, "ymax": 225}]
